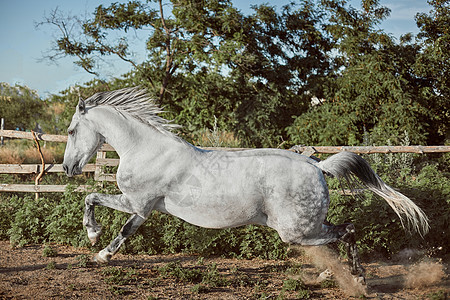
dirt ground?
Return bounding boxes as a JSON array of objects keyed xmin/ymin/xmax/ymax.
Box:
[{"xmin": 0, "ymin": 241, "xmax": 448, "ymax": 299}]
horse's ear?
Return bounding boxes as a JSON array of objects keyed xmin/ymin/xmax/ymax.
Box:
[{"xmin": 78, "ymin": 98, "xmax": 86, "ymax": 114}]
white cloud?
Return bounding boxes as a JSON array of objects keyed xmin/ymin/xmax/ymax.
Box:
[{"xmin": 383, "ymin": 1, "xmax": 431, "ymax": 21}]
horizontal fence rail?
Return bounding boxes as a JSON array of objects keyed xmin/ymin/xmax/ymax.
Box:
[
  {"xmin": 0, "ymin": 164, "xmax": 96, "ymax": 174},
  {"xmin": 0, "ymin": 130, "xmax": 114, "ymax": 151},
  {"xmin": 0, "ymin": 184, "xmax": 92, "ymax": 193},
  {"xmin": 289, "ymin": 145, "xmax": 450, "ymax": 154},
  {"xmin": 1, "ymin": 130, "xmax": 449, "ymax": 193},
  {"xmin": 2, "ymin": 130, "xmax": 450, "ymax": 154}
]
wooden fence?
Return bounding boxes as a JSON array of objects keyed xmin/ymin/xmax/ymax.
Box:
[
  {"xmin": 0, "ymin": 130, "xmax": 114, "ymax": 193},
  {"xmin": 1, "ymin": 129, "xmax": 449, "ymax": 193}
]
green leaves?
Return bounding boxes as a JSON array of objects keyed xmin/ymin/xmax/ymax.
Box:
[
  {"xmin": 0, "ymin": 83, "xmax": 47, "ymax": 131},
  {"xmin": 91, "ymin": 2, "xmax": 158, "ymax": 32},
  {"xmin": 287, "ymin": 0, "xmax": 449, "ymax": 146},
  {"xmin": 38, "ymin": 0, "xmax": 449, "ymax": 147},
  {"xmin": 414, "ymin": 0, "xmax": 450, "ymax": 140}
]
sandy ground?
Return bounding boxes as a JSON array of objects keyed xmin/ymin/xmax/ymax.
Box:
[{"xmin": 0, "ymin": 241, "xmax": 448, "ymax": 299}]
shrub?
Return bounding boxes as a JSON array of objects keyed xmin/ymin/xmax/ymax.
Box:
[
  {"xmin": 281, "ymin": 278, "xmax": 311, "ymax": 299},
  {"xmin": 158, "ymin": 261, "xmax": 228, "ymax": 288},
  {"xmin": 0, "ymin": 195, "xmax": 17, "ymax": 240},
  {"xmin": 158, "ymin": 261, "xmax": 203, "ymax": 283},
  {"xmin": 282, "ymin": 278, "xmax": 306, "ymax": 291},
  {"xmin": 102, "ymin": 266, "xmax": 138, "ymax": 285},
  {"xmin": 200, "ymin": 263, "xmax": 229, "ymax": 287},
  {"xmin": 45, "ymin": 185, "xmax": 90, "ymax": 247},
  {"xmin": 118, "ymin": 211, "xmax": 288, "ymax": 259},
  {"xmin": 7, "ymin": 195, "xmax": 53, "ymax": 247},
  {"xmin": 0, "ymin": 177, "xmax": 287, "ymax": 259}
]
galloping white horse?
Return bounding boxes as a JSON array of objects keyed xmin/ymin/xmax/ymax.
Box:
[{"xmin": 63, "ymin": 87, "xmax": 429, "ymax": 277}]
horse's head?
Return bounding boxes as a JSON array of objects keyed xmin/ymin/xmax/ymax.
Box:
[{"xmin": 63, "ymin": 99, "xmax": 105, "ymax": 177}]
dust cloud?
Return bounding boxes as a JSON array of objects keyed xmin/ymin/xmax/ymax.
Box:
[
  {"xmin": 302, "ymin": 245, "xmax": 367, "ymax": 297},
  {"xmin": 405, "ymin": 260, "xmax": 445, "ymax": 289}
]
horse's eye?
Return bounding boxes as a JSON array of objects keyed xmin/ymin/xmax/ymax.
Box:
[{"xmin": 68, "ymin": 130, "xmax": 75, "ymax": 136}]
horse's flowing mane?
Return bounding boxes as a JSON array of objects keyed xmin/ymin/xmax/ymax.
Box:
[{"xmin": 85, "ymin": 87, "xmax": 180, "ymax": 135}]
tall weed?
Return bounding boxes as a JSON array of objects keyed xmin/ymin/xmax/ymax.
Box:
[
  {"xmin": 190, "ymin": 116, "xmax": 241, "ymax": 148},
  {"xmin": 0, "ymin": 147, "xmax": 24, "ymax": 164},
  {"xmin": 45, "ymin": 185, "xmax": 90, "ymax": 247}
]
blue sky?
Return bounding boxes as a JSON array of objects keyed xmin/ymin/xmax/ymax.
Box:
[{"xmin": 0, "ymin": 0, "xmax": 432, "ymax": 97}]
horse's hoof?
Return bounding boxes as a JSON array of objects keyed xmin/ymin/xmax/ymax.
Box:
[
  {"xmin": 93, "ymin": 250, "xmax": 111, "ymax": 264},
  {"xmin": 87, "ymin": 227, "xmax": 102, "ymax": 246},
  {"xmin": 346, "ymin": 224, "xmax": 356, "ymax": 234},
  {"xmin": 353, "ymin": 275, "xmax": 366, "ymax": 285},
  {"xmin": 89, "ymin": 236, "xmax": 99, "ymax": 246},
  {"xmin": 318, "ymin": 269, "xmax": 334, "ymax": 282}
]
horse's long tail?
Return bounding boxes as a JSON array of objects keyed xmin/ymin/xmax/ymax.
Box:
[{"xmin": 317, "ymin": 151, "xmax": 429, "ymax": 236}]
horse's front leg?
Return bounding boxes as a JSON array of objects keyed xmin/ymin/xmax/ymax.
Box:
[
  {"xmin": 83, "ymin": 193, "xmax": 147, "ymax": 263},
  {"xmin": 84, "ymin": 193, "xmax": 134, "ymax": 245},
  {"xmin": 94, "ymin": 214, "xmax": 146, "ymax": 264}
]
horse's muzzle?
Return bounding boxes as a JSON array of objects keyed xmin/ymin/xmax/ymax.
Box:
[{"xmin": 63, "ymin": 163, "xmax": 82, "ymax": 177}]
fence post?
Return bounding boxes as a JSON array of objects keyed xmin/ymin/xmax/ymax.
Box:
[
  {"xmin": 94, "ymin": 150, "xmax": 107, "ymax": 183},
  {"xmin": 1, "ymin": 118, "xmax": 4, "ymax": 146}
]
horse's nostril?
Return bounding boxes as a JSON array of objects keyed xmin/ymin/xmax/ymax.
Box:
[{"xmin": 63, "ymin": 164, "xmax": 69, "ymax": 174}]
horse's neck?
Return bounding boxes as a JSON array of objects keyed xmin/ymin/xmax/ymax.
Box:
[{"xmin": 90, "ymin": 107, "xmax": 183, "ymax": 158}]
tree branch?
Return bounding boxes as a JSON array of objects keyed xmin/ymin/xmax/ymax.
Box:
[
  {"xmin": 158, "ymin": 0, "xmax": 175, "ymax": 104},
  {"xmin": 31, "ymin": 130, "xmax": 45, "ymax": 200}
]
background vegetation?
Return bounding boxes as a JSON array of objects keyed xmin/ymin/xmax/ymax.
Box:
[
  {"xmin": 0, "ymin": 0, "xmax": 449, "ymax": 259},
  {"xmin": 26, "ymin": 0, "xmax": 448, "ymax": 147}
]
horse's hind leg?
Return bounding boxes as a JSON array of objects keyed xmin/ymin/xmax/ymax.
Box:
[
  {"xmin": 339, "ymin": 224, "xmax": 365, "ymax": 278},
  {"xmin": 292, "ymin": 223, "xmax": 365, "ymax": 279},
  {"xmin": 94, "ymin": 214, "xmax": 145, "ymax": 264}
]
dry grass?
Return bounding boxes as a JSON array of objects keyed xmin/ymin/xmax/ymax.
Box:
[
  {"xmin": 22, "ymin": 147, "xmax": 55, "ymax": 164},
  {"xmin": 0, "ymin": 141, "xmax": 63, "ymax": 164},
  {"xmin": 191, "ymin": 117, "xmax": 241, "ymax": 148},
  {"xmin": 193, "ymin": 129, "xmax": 241, "ymax": 148},
  {"xmin": 0, "ymin": 147, "xmax": 24, "ymax": 164}
]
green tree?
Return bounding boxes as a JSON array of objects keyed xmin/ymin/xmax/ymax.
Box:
[
  {"xmin": 0, "ymin": 83, "xmax": 47, "ymax": 131},
  {"xmin": 46, "ymin": 78, "xmax": 129, "ymax": 133},
  {"xmin": 414, "ymin": 0, "xmax": 450, "ymax": 143},
  {"xmin": 39, "ymin": 0, "xmax": 334, "ymax": 147},
  {"xmin": 41, "ymin": 0, "xmax": 448, "ymax": 147},
  {"xmin": 287, "ymin": 0, "xmax": 444, "ymax": 146},
  {"xmin": 37, "ymin": 0, "xmax": 245, "ymax": 105},
  {"xmin": 223, "ymin": 1, "xmax": 334, "ymax": 147}
]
